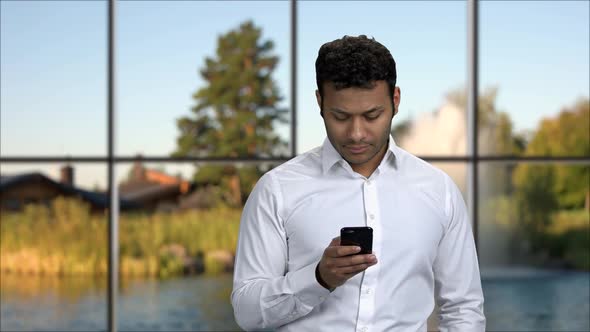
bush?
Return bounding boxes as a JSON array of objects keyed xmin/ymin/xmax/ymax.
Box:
[
  {"xmin": 545, "ymin": 209, "xmax": 590, "ymax": 270},
  {"xmin": 1, "ymin": 198, "xmax": 242, "ymax": 277}
]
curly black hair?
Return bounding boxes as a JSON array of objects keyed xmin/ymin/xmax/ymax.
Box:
[{"xmin": 315, "ymin": 35, "xmax": 397, "ymax": 104}]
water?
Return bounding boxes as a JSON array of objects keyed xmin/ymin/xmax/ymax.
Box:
[
  {"xmin": 481, "ymin": 268, "xmax": 590, "ymax": 331},
  {"xmin": 1, "ymin": 270, "xmax": 589, "ymax": 331},
  {"xmin": 0, "ymin": 274, "xmax": 240, "ymax": 331}
]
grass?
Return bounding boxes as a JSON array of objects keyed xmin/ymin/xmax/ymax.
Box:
[
  {"xmin": 2, "ymin": 197, "xmax": 588, "ymax": 276},
  {"xmin": 0, "ymin": 197, "xmax": 241, "ymax": 277}
]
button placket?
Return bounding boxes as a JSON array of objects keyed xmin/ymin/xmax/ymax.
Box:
[{"xmin": 357, "ymin": 177, "xmax": 380, "ymax": 332}]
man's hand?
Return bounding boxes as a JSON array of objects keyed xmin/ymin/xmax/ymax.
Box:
[{"xmin": 316, "ymin": 236, "xmax": 378, "ymax": 290}]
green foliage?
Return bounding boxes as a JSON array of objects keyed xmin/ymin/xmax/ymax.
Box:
[
  {"xmin": 158, "ymin": 253, "xmax": 185, "ymax": 278},
  {"xmin": 193, "ymin": 165, "xmax": 226, "ymax": 186},
  {"xmin": 508, "ymin": 99, "xmax": 590, "ymax": 265},
  {"xmin": 526, "ymin": 98, "xmax": 590, "ymax": 157},
  {"xmin": 545, "ymin": 210, "xmax": 589, "ymax": 270},
  {"xmin": 481, "ymin": 195, "xmax": 519, "ymax": 230},
  {"xmin": 237, "ymin": 166, "xmax": 264, "ymax": 202},
  {"xmin": 513, "ymin": 165, "xmax": 560, "ymax": 236},
  {"xmin": 204, "ymin": 255, "xmax": 225, "ymax": 276},
  {"xmin": 549, "ymin": 209, "xmax": 590, "ymax": 234},
  {"xmin": 173, "ymin": 20, "xmax": 289, "ymax": 157},
  {"xmin": 441, "ymin": 91, "xmax": 588, "ymax": 269},
  {"xmin": 520, "ymin": 99, "xmax": 590, "ymax": 209},
  {"xmin": 1, "ymin": 198, "xmax": 242, "ymax": 277},
  {"xmin": 514, "ymin": 99, "xmax": 590, "ymax": 234},
  {"xmin": 173, "ymin": 20, "xmax": 286, "ymax": 205}
]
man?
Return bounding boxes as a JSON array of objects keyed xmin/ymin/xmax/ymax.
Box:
[{"xmin": 231, "ymin": 35, "xmax": 485, "ymax": 331}]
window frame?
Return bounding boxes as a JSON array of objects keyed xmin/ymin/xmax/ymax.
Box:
[{"xmin": 1, "ymin": 1, "xmax": 589, "ymax": 331}]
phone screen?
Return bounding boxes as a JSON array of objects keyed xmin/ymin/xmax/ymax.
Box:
[{"xmin": 340, "ymin": 227, "xmax": 373, "ymax": 255}]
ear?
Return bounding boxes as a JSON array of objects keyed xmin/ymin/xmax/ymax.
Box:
[
  {"xmin": 315, "ymin": 89, "xmax": 323, "ymax": 116},
  {"xmin": 393, "ymin": 86, "xmax": 401, "ymax": 116}
]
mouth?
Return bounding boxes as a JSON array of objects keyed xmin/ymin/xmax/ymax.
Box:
[{"xmin": 345, "ymin": 144, "xmax": 370, "ymax": 154}]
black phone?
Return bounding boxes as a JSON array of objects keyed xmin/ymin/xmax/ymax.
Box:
[{"xmin": 340, "ymin": 227, "xmax": 373, "ymax": 255}]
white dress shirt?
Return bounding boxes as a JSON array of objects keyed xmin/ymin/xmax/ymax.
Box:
[{"xmin": 231, "ymin": 137, "xmax": 485, "ymax": 332}]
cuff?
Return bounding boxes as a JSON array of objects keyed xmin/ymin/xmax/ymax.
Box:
[{"xmin": 288, "ymin": 261, "xmax": 331, "ymax": 309}]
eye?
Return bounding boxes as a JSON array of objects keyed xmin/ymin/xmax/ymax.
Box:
[
  {"xmin": 365, "ymin": 113, "xmax": 381, "ymax": 120},
  {"xmin": 333, "ymin": 113, "xmax": 349, "ymax": 121}
]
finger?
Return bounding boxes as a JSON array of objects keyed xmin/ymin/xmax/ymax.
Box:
[
  {"xmin": 325, "ymin": 245, "xmax": 361, "ymax": 258},
  {"xmin": 332, "ymin": 254, "xmax": 376, "ymax": 267},
  {"xmin": 337, "ymin": 262, "xmax": 373, "ymax": 274}
]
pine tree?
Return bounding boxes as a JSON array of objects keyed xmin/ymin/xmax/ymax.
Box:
[{"xmin": 173, "ymin": 21, "xmax": 288, "ymax": 206}]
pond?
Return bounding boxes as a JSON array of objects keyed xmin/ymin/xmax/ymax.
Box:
[{"xmin": 1, "ymin": 269, "xmax": 588, "ymax": 331}]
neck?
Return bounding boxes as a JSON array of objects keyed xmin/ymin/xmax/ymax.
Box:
[{"xmin": 351, "ymin": 142, "xmax": 388, "ymax": 178}]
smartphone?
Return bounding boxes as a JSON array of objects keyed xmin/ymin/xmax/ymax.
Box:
[{"xmin": 340, "ymin": 227, "xmax": 373, "ymax": 255}]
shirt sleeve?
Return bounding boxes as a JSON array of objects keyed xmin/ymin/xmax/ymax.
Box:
[
  {"xmin": 433, "ymin": 174, "xmax": 486, "ymax": 332},
  {"xmin": 231, "ymin": 172, "xmax": 331, "ymax": 331}
]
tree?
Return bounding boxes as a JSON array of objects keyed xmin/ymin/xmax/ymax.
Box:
[
  {"xmin": 514, "ymin": 98, "xmax": 590, "ymax": 210},
  {"xmin": 173, "ymin": 21, "xmax": 288, "ymax": 206},
  {"xmin": 513, "ymin": 98, "xmax": 590, "ymax": 253}
]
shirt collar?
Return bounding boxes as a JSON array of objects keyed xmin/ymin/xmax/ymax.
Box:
[{"xmin": 321, "ymin": 136, "xmax": 398, "ymax": 175}]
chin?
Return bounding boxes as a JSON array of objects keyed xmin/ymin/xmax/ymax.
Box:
[{"xmin": 343, "ymin": 154, "xmax": 370, "ymax": 165}]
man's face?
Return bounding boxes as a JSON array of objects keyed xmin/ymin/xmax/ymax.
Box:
[{"xmin": 316, "ymin": 81, "xmax": 400, "ymax": 176}]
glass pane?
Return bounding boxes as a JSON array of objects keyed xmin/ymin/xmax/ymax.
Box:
[
  {"xmin": 480, "ymin": 1, "xmax": 590, "ymax": 156},
  {"xmin": 298, "ymin": 1, "xmax": 467, "ymax": 156},
  {"xmin": 0, "ymin": 2, "xmax": 107, "ymax": 156},
  {"xmin": 479, "ymin": 162, "xmax": 590, "ymax": 331},
  {"xmin": 117, "ymin": 1, "xmax": 291, "ymax": 158},
  {"xmin": 116, "ymin": 161, "xmax": 268, "ymax": 330},
  {"xmin": 0, "ymin": 163, "xmax": 107, "ymax": 331}
]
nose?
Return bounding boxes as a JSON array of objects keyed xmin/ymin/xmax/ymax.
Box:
[{"xmin": 348, "ymin": 117, "xmax": 366, "ymax": 142}]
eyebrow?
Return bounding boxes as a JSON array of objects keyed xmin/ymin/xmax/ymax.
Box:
[{"xmin": 328, "ymin": 106, "xmax": 385, "ymax": 115}]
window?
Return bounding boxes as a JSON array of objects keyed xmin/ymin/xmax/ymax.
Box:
[{"xmin": 1, "ymin": 1, "xmax": 588, "ymax": 331}]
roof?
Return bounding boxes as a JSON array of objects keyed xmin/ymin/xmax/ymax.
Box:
[
  {"xmin": 0, "ymin": 172, "xmax": 138, "ymax": 210},
  {"xmin": 120, "ymin": 183, "xmax": 181, "ymax": 202}
]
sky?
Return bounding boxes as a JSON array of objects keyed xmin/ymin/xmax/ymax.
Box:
[{"xmin": 1, "ymin": 0, "xmax": 589, "ymax": 189}]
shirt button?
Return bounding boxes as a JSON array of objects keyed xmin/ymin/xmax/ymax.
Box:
[
  {"xmin": 364, "ymin": 287, "xmax": 371, "ymax": 295},
  {"xmin": 366, "ymin": 180, "xmax": 372, "ymax": 186},
  {"xmin": 369, "ymin": 214, "xmax": 375, "ymax": 220},
  {"xmin": 319, "ymin": 296, "xmax": 325, "ymax": 301},
  {"xmin": 359, "ymin": 327, "xmax": 368, "ymax": 332}
]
